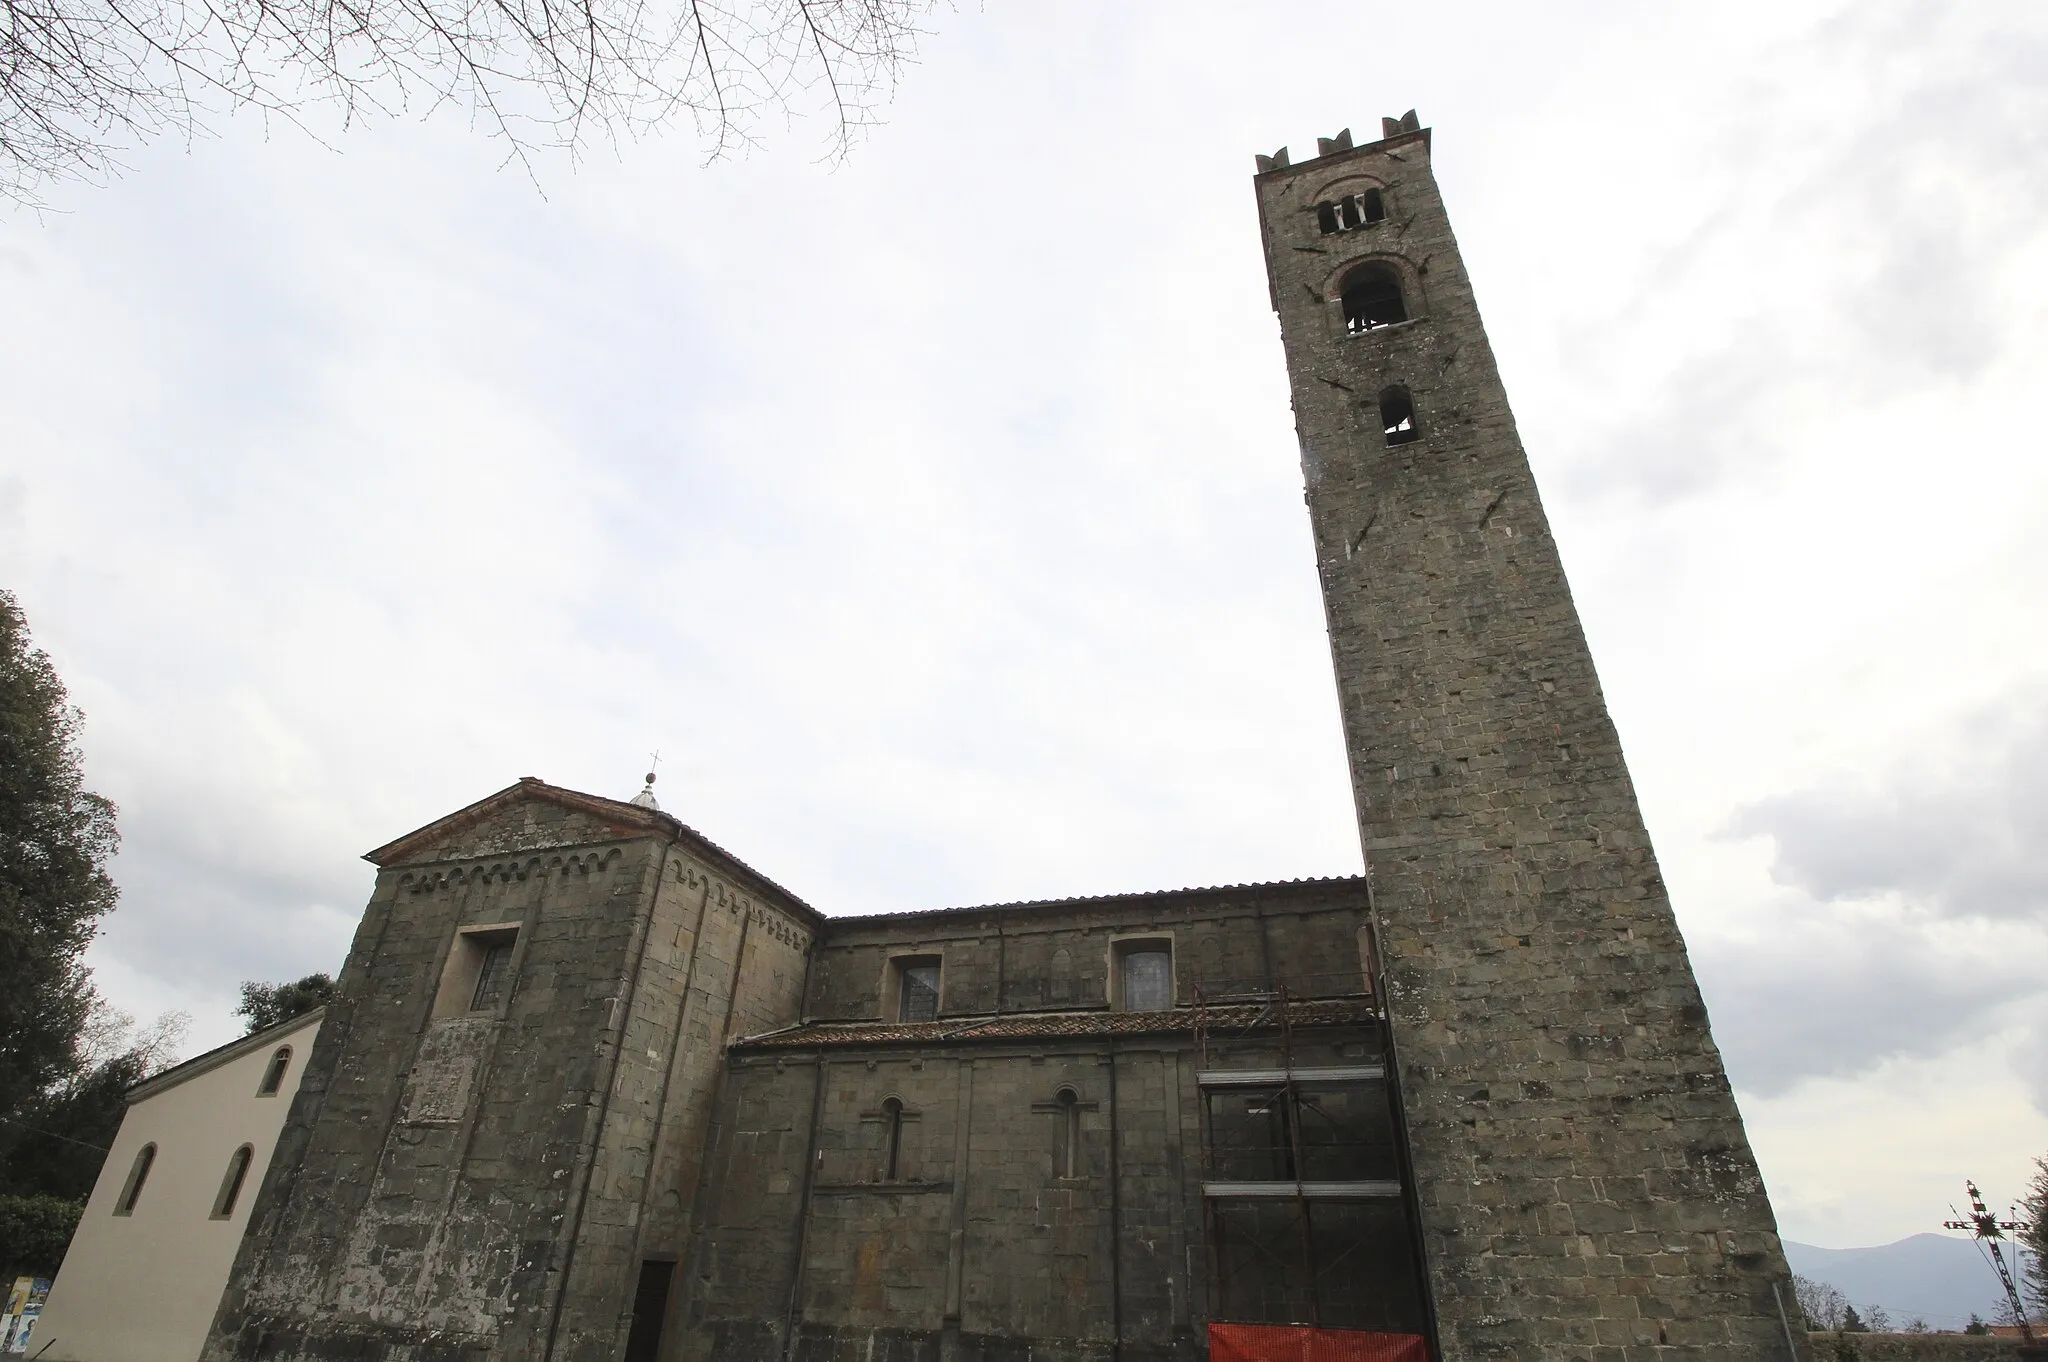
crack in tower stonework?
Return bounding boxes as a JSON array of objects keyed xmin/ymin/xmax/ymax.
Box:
[{"xmin": 1252, "ymin": 119, "xmax": 1809, "ymax": 1360}]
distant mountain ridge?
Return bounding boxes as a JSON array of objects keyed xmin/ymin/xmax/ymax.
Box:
[{"xmin": 1784, "ymin": 1234, "xmax": 2034, "ymax": 1331}]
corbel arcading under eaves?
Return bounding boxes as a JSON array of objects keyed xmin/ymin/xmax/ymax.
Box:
[{"xmin": 394, "ymin": 844, "xmax": 628, "ymax": 893}]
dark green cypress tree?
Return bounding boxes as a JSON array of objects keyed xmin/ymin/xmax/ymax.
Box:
[{"xmin": 0, "ymin": 590, "xmax": 120, "ymax": 1146}]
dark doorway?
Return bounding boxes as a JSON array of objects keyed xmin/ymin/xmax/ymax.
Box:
[{"xmin": 622, "ymin": 1259, "xmax": 676, "ymax": 1362}]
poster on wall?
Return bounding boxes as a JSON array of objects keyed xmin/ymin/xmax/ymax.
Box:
[{"xmin": 0, "ymin": 1277, "xmax": 51, "ymax": 1354}]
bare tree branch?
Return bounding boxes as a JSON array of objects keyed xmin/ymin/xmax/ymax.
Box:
[{"xmin": 0, "ymin": 0, "xmax": 934, "ymax": 204}]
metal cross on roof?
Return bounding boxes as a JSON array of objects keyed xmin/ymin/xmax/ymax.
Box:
[{"xmin": 1943, "ymin": 1179, "xmax": 2034, "ymax": 1343}]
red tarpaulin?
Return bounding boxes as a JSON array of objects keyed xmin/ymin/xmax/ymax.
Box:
[{"xmin": 1208, "ymin": 1322, "xmax": 1430, "ymax": 1362}]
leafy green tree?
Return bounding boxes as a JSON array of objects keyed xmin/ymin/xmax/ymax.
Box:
[
  {"xmin": 0, "ymin": 1195, "xmax": 83, "ymax": 1279},
  {"xmin": 236, "ymin": 973, "xmax": 336, "ymax": 1033},
  {"xmin": 0, "ymin": 597, "xmax": 186, "ymax": 1284},
  {"xmin": 1841, "ymin": 1304, "xmax": 1867, "ymax": 1333},
  {"xmin": 0, "ymin": 1007, "xmax": 185, "ymax": 1200},
  {"xmin": 1965, "ymin": 1314, "xmax": 1990, "ymax": 1336},
  {"xmin": 0, "ymin": 590, "xmax": 120, "ymax": 1152}
]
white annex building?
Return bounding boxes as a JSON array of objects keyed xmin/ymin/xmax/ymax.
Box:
[{"xmin": 35, "ymin": 1009, "xmax": 326, "ymax": 1362}]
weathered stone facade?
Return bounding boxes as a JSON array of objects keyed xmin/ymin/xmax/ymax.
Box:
[
  {"xmin": 1251, "ymin": 116, "xmax": 1804, "ymax": 1357},
  {"xmin": 203, "ymin": 115, "xmax": 1805, "ymax": 1362},
  {"xmin": 206, "ymin": 793, "xmax": 1424, "ymax": 1362},
  {"xmin": 679, "ymin": 882, "xmax": 1418, "ymax": 1362},
  {"xmin": 204, "ymin": 784, "xmax": 819, "ymax": 1362}
]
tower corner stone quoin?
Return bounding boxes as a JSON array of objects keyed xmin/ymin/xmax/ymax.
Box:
[{"xmin": 1252, "ymin": 117, "xmax": 1809, "ymax": 1359}]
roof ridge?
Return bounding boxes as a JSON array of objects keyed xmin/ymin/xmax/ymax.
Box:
[
  {"xmin": 363, "ymin": 777, "xmax": 823, "ymax": 925},
  {"xmin": 126, "ymin": 1007, "xmax": 327, "ymax": 1103},
  {"xmin": 826, "ymin": 874, "xmax": 1368, "ymax": 924}
]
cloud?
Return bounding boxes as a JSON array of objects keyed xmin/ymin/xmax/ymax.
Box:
[
  {"xmin": 1729, "ymin": 687, "xmax": 2048, "ymax": 923},
  {"xmin": 1703, "ymin": 684, "xmax": 2048, "ymax": 1109},
  {"xmin": 1696, "ymin": 907, "xmax": 2044, "ymax": 1098},
  {"xmin": 1546, "ymin": 0, "xmax": 2048, "ymax": 510},
  {"xmin": 1736, "ymin": 1031, "xmax": 2048, "ymax": 1248},
  {"xmin": 2016, "ymin": 990, "xmax": 2048, "ymax": 1115}
]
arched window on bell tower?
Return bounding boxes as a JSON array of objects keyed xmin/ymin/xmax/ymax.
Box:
[
  {"xmin": 1341, "ymin": 264, "xmax": 1407, "ymax": 333},
  {"xmin": 1316, "ymin": 188, "xmax": 1388, "ymax": 235}
]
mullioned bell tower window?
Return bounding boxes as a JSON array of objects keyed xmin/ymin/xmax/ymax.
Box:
[{"xmin": 1316, "ymin": 188, "xmax": 1385, "ymax": 234}]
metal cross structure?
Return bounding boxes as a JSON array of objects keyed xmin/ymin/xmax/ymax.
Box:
[{"xmin": 1943, "ymin": 1179, "xmax": 2034, "ymax": 1343}]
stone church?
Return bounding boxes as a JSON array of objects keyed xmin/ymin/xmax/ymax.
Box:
[{"xmin": 202, "ymin": 117, "xmax": 1807, "ymax": 1362}]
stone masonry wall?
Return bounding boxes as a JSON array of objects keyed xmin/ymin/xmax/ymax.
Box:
[
  {"xmin": 806, "ymin": 880, "xmax": 1375, "ymax": 1022},
  {"xmin": 205, "ymin": 834, "xmax": 663, "ymax": 1362},
  {"xmin": 678, "ymin": 1022, "xmax": 1394, "ymax": 1362},
  {"xmin": 632, "ymin": 849, "xmax": 815, "ymax": 1260},
  {"xmin": 1252, "ymin": 125, "xmax": 1804, "ymax": 1359},
  {"xmin": 547, "ymin": 847, "xmax": 813, "ymax": 1362},
  {"xmin": 203, "ymin": 789, "xmax": 817, "ymax": 1362}
]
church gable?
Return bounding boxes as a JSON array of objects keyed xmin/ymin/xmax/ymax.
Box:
[{"xmin": 366, "ymin": 780, "xmax": 657, "ymax": 867}]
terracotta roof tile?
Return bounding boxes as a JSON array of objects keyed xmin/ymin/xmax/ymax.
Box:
[
  {"xmin": 828, "ymin": 876, "xmax": 1367, "ymax": 926},
  {"xmin": 731, "ymin": 996, "xmax": 1380, "ymax": 1051}
]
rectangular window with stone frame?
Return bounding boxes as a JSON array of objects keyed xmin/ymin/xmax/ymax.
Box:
[
  {"xmin": 430, "ymin": 924, "xmax": 521, "ymax": 1019},
  {"xmin": 893, "ymin": 956, "xmax": 941, "ymax": 1022},
  {"xmin": 1113, "ymin": 939, "xmax": 1173, "ymax": 1011}
]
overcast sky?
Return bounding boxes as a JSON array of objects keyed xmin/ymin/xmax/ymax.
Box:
[{"xmin": 4, "ymin": 0, "xmax": 2045, "ymax": 1255}]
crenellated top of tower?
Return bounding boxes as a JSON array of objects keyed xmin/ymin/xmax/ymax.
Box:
[
  {"xmin": 1253, "ymin": 110, "xmax": 1427, "ymax": 176},
  {"xmin": 1248, "ymin": 109, "xmax": 1439, "ymax": 318}
]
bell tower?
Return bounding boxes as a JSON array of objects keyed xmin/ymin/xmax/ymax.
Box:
[{"xmin": 1254, "ymin": 117, "xmax": 1807, "ymax": 1359}]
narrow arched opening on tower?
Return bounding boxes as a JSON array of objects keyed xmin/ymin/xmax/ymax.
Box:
[{"xmin": 1379, "ymin": 386, "xmax": 1418, "ymax": 445}]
